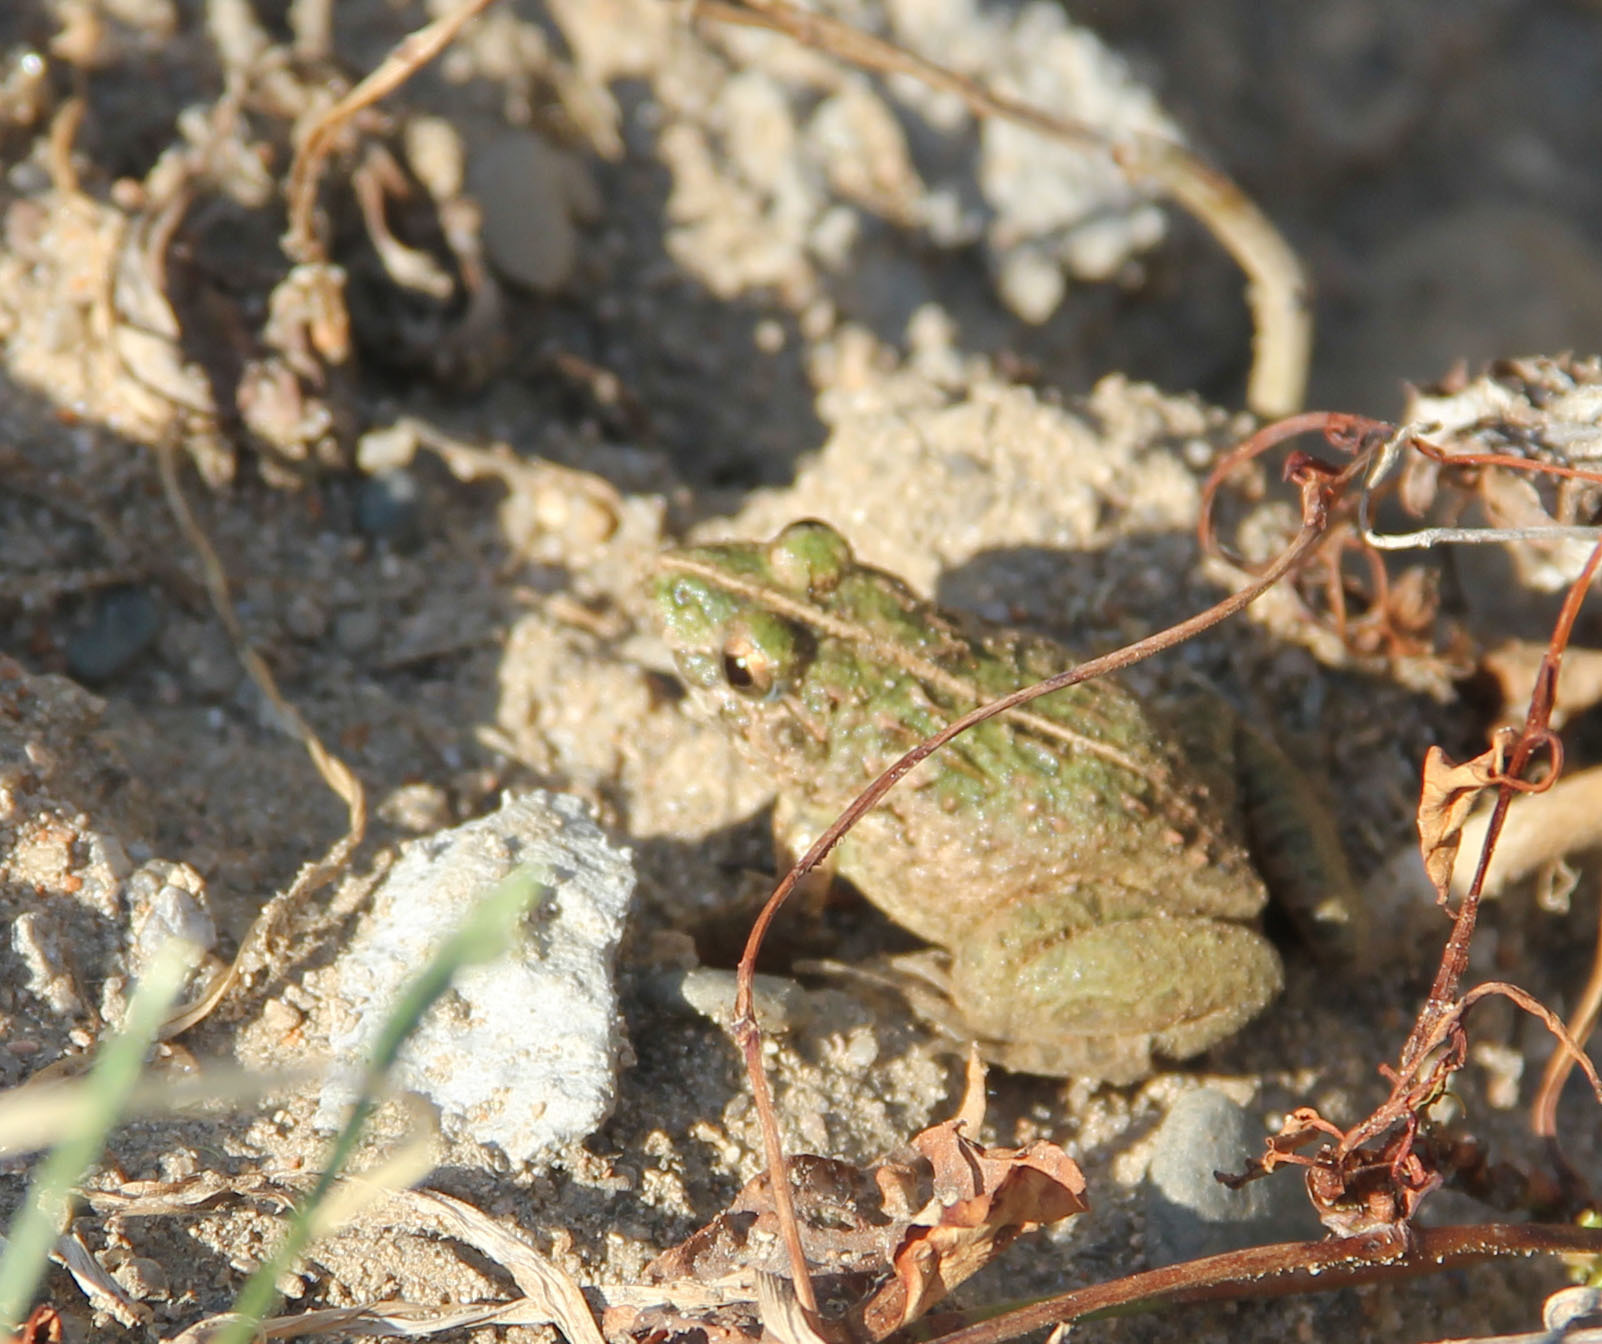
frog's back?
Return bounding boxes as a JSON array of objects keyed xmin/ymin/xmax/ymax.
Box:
[{"xmin": 795, "ymin": 567, "xmax": 1268, "ymax": 949}]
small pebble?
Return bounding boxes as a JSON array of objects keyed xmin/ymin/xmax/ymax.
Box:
[
  {"xmin": 376, "ymin": 781, "xmax": 453, "ymax": 833},
  {"xmin": 354, "ymin": 469, "xmax": 425, "ymax": 551},
  {"xmin": 125, "ymin": 860, "xmax": 216, "ymax": 979},
  {"xmin": 1143, "ymin": 1088, "xmax": 1320, "ymax": 1266},
  {"xmin": 641, "ymin": 965, "xmax": 809, "ymax": 1034},
  {"xmin": 355, "ymin": 421, "xmax": 419, "ymax": 475},
  {"xmin": 468, "ymin": 130, "xmax": 595, "ymax": 292},
  {"xmin": 283, "ymin": 591, "xmax": 328, "ymax": 641},
  {"xmin": 65, "ymin": 585, "xmax": 162, "ymax": 683},
  {"xmin": 333, "ymin": 608, "xmax": 381, "ymax": 656},
  {"xmin": 258, "ymin": 996, "xmax": 303, "ymax": 1035},
  {"xmin": 754, "ymin": 319, "xmax": 785, "ymax": 353}
]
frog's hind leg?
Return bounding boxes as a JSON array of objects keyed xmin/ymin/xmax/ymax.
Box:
[
  {"xmin": 1234, "ymin": 720, "xmax": 1369, "ymax": 962},
  {"xmin": 952, "ymin": 915, "xmax": 1285, "ymax": 1082}
]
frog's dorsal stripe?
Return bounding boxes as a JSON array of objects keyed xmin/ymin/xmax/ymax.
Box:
[{"xmin": 660, "ymin": 551, "xmax": 1189, "ymax": 810}]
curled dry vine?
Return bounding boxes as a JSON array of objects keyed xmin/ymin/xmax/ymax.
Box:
[
  {"xmin": 1208, "ymin": 413, "xmax": 1602, "ymax": 1238},
  {"xmin": 282, "ymin": 0, "xmax": 501, "ymax": 263},
  {"xmin": 730, "ymin": 410, "xmax": 1602, "ymax": 1339}
]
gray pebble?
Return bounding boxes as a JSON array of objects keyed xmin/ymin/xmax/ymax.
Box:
[
  {"xmin": 355, "ymin": 469, "xmax": 425, "ymax": 552},
  {"xmin": 126, "ymin": 860, "xmax": 216, "ymax": 980},
  {"xmin": 1143, "ymin": 1089, "xmax": 1321, "ymax": 1266},
  {"xmin": 333, "ymin": 608, "xmax": 382, "ymax": 656},
  {"xmin": 640, "ymin": 965, "xmax": 810, "ymax": 1034},
  {"xmin": 65, "ymin": 586, "xmax": 162, "ymax": 683},
  {"xmin": 283, "ymin": 591, "xmax": 329, "ymax": 641},
  {"xmin": 467, "ymin": 130, "xmax": 596, "ymax": 293}
]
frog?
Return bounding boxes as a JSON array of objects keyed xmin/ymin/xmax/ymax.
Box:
[{"xmin": 649, "ymin": 519, "xmax": 1362, "ymax": 1082}]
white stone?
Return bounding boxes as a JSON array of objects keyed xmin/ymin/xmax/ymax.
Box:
[{"xmin": 317, "ymin": 791, "xmax": 635, "ymax": 1162}]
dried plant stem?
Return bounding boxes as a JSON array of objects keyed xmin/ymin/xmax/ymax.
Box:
[
  {"xmin": 694, "ymin": 0, "xmax": 1310, "ymax": 416},
  {"xmin": 1202, "ymin": 416, "xmax": 1602, "ymax": 1231},
  {"xmin": 1456, "ymin": 981, "xmax": 1602, "ymax": 1106},
  {"xmin": 283, "ymin": 0, "xmax": 500, "ymax": 261},
  {"xmin": 732, "ymin": 460, "xmax": 1349, "ymax": 1313},
  {"xmin": 152, "ymin": 440, "xmax": 366, "ymax": 1038},
  {"xmin": 1327, "ymin": 537, "xmax": 1602, "ymax": 1194},
  {"xmin": 922, "ymin": 1222, "xmax": 1602, "ymax": 1344},
  {"xmin": 1407, "ymin": 545, "xmax": 1601, "ymax": 1068},
  {"xmin": 1531, "ymin": 874, "xmax": 1602, "ymax": 1139}
]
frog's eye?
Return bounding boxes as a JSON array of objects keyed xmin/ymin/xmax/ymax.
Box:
[
  {"xmin": 721, "ymin": 632, "xmax": 778, "ymax": 697},
  {"xmin": 718, "ymin": 612, "xmax": 805, "ymax": 698}
]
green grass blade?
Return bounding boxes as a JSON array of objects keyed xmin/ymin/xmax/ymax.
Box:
[
  {"xmin": 215, "ymin": 862, "xmax": 551, "ymax": 1344},
  {"xmin": 0, "ymin": 939, "xmax": 200, "ymax": 1331}
]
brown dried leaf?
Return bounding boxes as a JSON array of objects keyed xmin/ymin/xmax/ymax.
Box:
[
  {"xmin": 2, "ymin": 1306, "xmax": 62, "ymax": 1344},
  {"xmin": 857, "ymin": 1090, "xmax": 1087, "ymax": 1338},
  {"xmin": 625, "ymin": 1063, "xmax": 1086, "ymax": 1344},
  {"xmin": 643, "ymin": 1154, "xmax": 895, "ymax": 1287},
  {"xmin": 1417, "ymin": 742, "xmax": 1504, "ymax": 903}
]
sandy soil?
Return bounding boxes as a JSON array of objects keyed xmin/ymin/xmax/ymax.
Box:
[{"xmin": 3, "ymin": 1, "xmax": 1602, "ymax": 1341}]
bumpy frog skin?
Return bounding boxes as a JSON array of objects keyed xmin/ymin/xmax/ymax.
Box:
[{"xmin": 651, "ymin": 520, "xmax": 1354, "ymax": 1082}]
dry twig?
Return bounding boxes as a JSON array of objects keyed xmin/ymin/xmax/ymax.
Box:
[
  {"xmin": 694, "ymin": 0, "xmax": 1311, "ymax": 416},
  {"xmin": 283, "ymin": 0, "xmax": 501, "ymax": 262},
  {"xmin": 1531, "ymin": 874, "xmax": 1602, "ymax": 1142},
  {"xmin": 1204, "ymin": 412, "xmax": 1602, "ymax": 1232},
  {"xmin": 151, "ymin": 440, "xmax": 366, "ymax": 1038},
  {"xmin": 920, "ymin": 1223, "xmax": 1602, "ymax": 1344}
]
